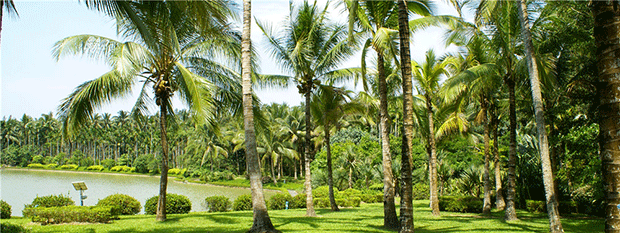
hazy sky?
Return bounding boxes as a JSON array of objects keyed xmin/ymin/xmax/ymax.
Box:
[{"xmin": 1, "ymin": 0, "xmax": 457, "ymax": 119}]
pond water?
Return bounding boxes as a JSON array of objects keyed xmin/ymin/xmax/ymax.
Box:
[{"xmin": 0, "ymin": 168, "xmax": 277, "ymax": 216}]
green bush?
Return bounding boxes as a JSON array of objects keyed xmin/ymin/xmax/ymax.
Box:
[
  {"xmin": 204, "ymin": 196, "xmax": 231, "ymax": 212},
  {"xmin": 369, "ymin": 183, "xmax": 383, "ymax": 192},
  {"xmin": 558, "ymin": 201, "xmax": 577, "ymax": 214},
  {"xmin": 360, "ymin": 194, "xmax": 376, "ymax": 203},
  {"xmin": 101, "ymin": 159, "xmax": 116, "ymax": 169},
  {"xmin": 144, "ymin": 194, "xmax": 191, "ymax": 215},
  {"xmin": 110, "ymin": 165, "xmax": 131, "ymax": 172},
  {"xmin": 412, "ymin": 183, "xmax": 429, "ymax": 200},
  {"xmin": 96, "ymin": 194, "xmax": 141, "ymax": 215},
  {"xmin": 87, "ymin": 165, "xmax": 105, "ymax": 171},
  {"xmin": 313, "ymin": 198, "xmax": 330, "ymax": 208},
  {"xmin": 168, "ymin": 168, "xmax": 182, "ymax": 175},
  {"xmin": 44, "ymin": 163, "xmax": 57, "ymax": 169},
  {"xmin": 345, "ymin": 197, "xmax": 361, "ymax": 207},
  {"xmin": 526, "ymin": 200, "xmax": 546, "ymax": 213},
  {"xmin": 268, "ymin": 193, "xmax": 292, "ymax": 210},
  {"xmin": 342, "ymin": 188, "xmax": 361, "ymax": 199},
  {"xmin": 291, "ymin": 193, "xmax": 306, "ymax": 209},
  {"xmin": 31, "ymin": 155, "xmax": 44, "ymax": 164},
  {"xmin": 27, "ymin": 163, "xmax": 45, "ymax": 169},
  {"xmin": 26, "ymin": 206, "xmax": 113, "ymax": 225},
  {"xmin": 438, "ymin": 196, "xmax": 483, "ymax": 213},
  {"xmin": 24, "ymin": 194, "xmax": 74, "ymax": 214},
  {"xmin": 233, "ymin": 194, "xmax": 253, "ymax": 211},
  {"xmin": 312, "ymin": 186, "xmax": 336, "ymax": 199},
  {"xmin": 0, "ymin": 223, "xmax": 27, "ymax": 233},
  {"xmin": 1, "ymin": 200, "xmax": 11, "ymax": 219},
  {"xmin": 59, "ymin": 164, "xmax": 78, "ymax": 170}
]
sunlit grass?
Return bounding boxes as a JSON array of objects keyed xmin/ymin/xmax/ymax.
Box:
[{"xmin": 1, "ymin": 200, "xmax": 602, "ymax": 233}]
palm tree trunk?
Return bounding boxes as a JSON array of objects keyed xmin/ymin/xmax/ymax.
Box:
[
  {"xmin": 517, "ymin": 1, "xmax": 563, "ymax": 231},
  {"xmin": 377, "ymin": 50, "xmax": 398, "ymax": 229},
  {"xmin": 505, "ymin": 75, "xmax": 518, "ymax": 221},
  {"xmin": 242, "ymin": 1, "xmax": 277, "ymax": 231},
  {"xmin": 156, "ymin": 100, "xmax": 169, "ymax": 222},
  {"xmin": 592, "ymin": 2, "xmax": 620, "ymax": 232},
  {"xmin": 304, "ymin": 88, "xmax": 316, "ymax": 217},
  {"xmin": 427, "ymin": 95, "xmax": 440, "ymax": 216},
  {"xmin": 397, "ymin": 0, "xmax": 413, "ymax": 231},
  {"xmin": 482, "ymin": 97, "xmax": 492, "ymax": 215},
  {"xmin": 271, "ymin": 156, "xmax": 277, "ymax": 185},
  {"xmin": 492, "ymin": 108, "xmax": 505, "ymax": 210},
  {"xmin": 326, "ymin": 126, "xmax": 339, "ymax": 211},
  {"xmin": 349, "ymin": 166, "xmax": 353, "ymax": 189}
]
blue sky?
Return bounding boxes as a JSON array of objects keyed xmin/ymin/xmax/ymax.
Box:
[{"xmin": 1, "ymin": 0, "xmax": 457, "ymax": 119}]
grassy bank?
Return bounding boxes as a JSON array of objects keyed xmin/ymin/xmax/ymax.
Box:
[{"xmin": 1, "ymin": 201, "xmax": 602, "ymax": 233}]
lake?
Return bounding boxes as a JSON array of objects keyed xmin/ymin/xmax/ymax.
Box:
[{"xmin": 0, "ymin": 168, "xmax": 277, "ymax": 216}]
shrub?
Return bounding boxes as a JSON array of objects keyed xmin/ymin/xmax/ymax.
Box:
[
  {"xmin": 110, "ymin": 165, "xmax": 131, "ymax": 172},
  {"xmin": 0, "ymin": 223, "xmax": 27, "ymax": 233},
  {"xmin": 59, "ymin": 164, "xmax": 78, "ymax": 170},
  {"xmin": 313, "ymin": 198, "xmax": 330, "ymax": 208},
  {"xmin": 1, "ymin": 200, "xmax": 11, "ymax": 219},
  {"xmin": 290, "ymin": 193, "xmax": 306, "ymax": 209},
  {"xmin": 360, "ymin": 194, "xmax": 376, "ymax": 203},
  {"xmin": 25, "ymin": 194, "xmax": 74, "ymax": 209},
  {"xmin": 369, "ymin": 183, "xmax": 383, "ymax": 192},
  {"xmin": 144, "ymin": 194, "xmax": 191, "ymax": 215},
  {"xmin": 168, "ymin": 168, "xmax": 181, "ymax": 175},
  {"xmin": 204, "ymin": 196, "xmax": 231, "ymax": 212},
  {"xmin": 233, "ymin": 194, "xmax": 252, "ymax": 211},
  {"xmin": 342, "ymin": 188, "xmax": 361, "ymax": 199},
  {"xmin": 31, "ymin": 155, "xmax": 44, "ymax": 164},
  {"xmin": 26, "ymin": 206, "xmax": 113, "ymax": 225},
  {"xmin": 438, "ymin": 196, "xmax": 483, "ymax": 213},
  {"xmin": 101, "ymin": 159, "xmax": 116, "ymax": 169},
  {"xmin": 27, "ymin": 163, "xmax": 45, "ymax": 169},
  {"xmin": 96, "ymin": 194, "xmax": 141, "ymax": 215},
  {"xmin": 268, "ymin": 193, "xmax": 292, "ymax": 210},
  {"xmin": 44, "ymin": 163, "xmax": 57, "ymax": 169},
  {"xmin": 526, "ymin": 200, "xmax": 546, "ymax": 213},
  {"xmin": 87, "ymin": 165, "xmax": 105, "ymax": 171},
  {"xmin": 558, "ymin": 201, "xmax": 577, "ymax": 214},
  {"xmin": 412, "ymin": 183, "xmax": 429, "ymax": 200},
  {"xmin": 312, "ymin": 186, "xmax": 335, "ymax": 199}
]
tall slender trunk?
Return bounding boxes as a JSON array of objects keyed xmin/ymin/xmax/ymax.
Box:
[
  {"xmin": 270, "ymin": 156, "xmax": 277, "ymax": 185},
  {"xmin": 326, "ymin": 127, "xmax": 339, "ymax": 211},
  {"xmin": 377, "ymin": 50, "xmax": 398, "ymax": 229},
  {"xmin": 397, "ymin": 0, "xmax": 413, "ymax": 231},
  {"xmin": 304, "ymin": 89, "xmax": 316, "ymax": 217},
  {"xmin": 482, "ymin": 96, "xmax": 492, "ymax": 215},
  {"xmin": 592, "ymin": 2, "xmax": 620, "ymax": 232},
  {"xmin": 492, "ymin": 106, "xmax": 505, "ymax": 210},
  {"xmin": 427, "ymin": 94, "xmax": 440, "ymax": 216},
  {"xmin": 242, "ymin": 1, "xmax": 277, "ymax": 231},
  {"xmin": 517, "ymin": 1, "xmax": 563, "ymax": 231},
  {"xmin": 156, "ymin": 99, "xmax": 169, "ymax": 222},
  {"xmin": 505, "ymin": 75, "xmax": 518, "ymax": 221},
  {"xmin": 349, "ymin": 166, "xmax": 353, "ymax": 189}
]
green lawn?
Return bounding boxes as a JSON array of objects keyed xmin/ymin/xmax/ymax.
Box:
[{"xmin": 1, "ymin": 201, "xmax": 602, "ymax": 233}]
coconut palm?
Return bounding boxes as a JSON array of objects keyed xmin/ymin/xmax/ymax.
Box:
[
  {"xmin": 311, "ymin": 84, "xmax": 363, "ymax": 211},
  {"xmin": 592, "ymin": 2, "xmax": 620, "ymax": 232},
  {"xmin": 0, "ymin": 0, "xmax": 17, "ymax": 45},
  {"xmin": 516, "ymin": 0, "xmax": 562, "ymax": 231},
  {"xmin": 54, "ymin": 1, "xmax": 238, "ymax": 221},
  {"xmin": 257, "ymin": 0, "xmax": 359, "ymax": 217}
]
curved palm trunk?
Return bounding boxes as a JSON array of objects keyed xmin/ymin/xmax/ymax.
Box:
[
  {"xmin": 426, "ymin": 95, "xmax": 440, "ymax": 216},
  {"xmin": 517, "ymin": 1, "xmax": 563, "ymax": 231},
  {"xmin": 326, "ymin": 127, "xmax": 339, "ymax": 211},
  {"xmin": 397, "ymin": 0, "xmax": 413, "ymax": 230},
  {"xmin": 592, "ymin": 2, "xmax": 620, "ymax": 232},
  {"xmin": 377, "ymin": 51, "xmax": 398, "ymax": 229},
  {"xmin": 304, "ymin": 87, "xmax": 317, "ymax": 217},
  {"xmin": 156, "ymin": 97, "xmax": 169, "ymax": 222},
  {"xmin": 242, "ymin": 1, "xmax": 277, "ymax": 232},
  {"xmin": 492, "ymin": 108, "xmax": 505, "ymax": 210},
  {"xmin": 505, "ymin": 75, "xmax": 518, "ymax": 221},
  {"xmin": 482, "ymin": 97, "xmax": 492, "ymax": 215},
  {"xmin": 270, "ymin": 156, "xmax": 278, "ymax": 185}
]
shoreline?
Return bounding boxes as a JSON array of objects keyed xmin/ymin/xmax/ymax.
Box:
[{"xmin": 1, "ymin": 167, "xmax": 282, "ymax": 192}]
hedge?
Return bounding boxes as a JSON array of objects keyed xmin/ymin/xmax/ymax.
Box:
[
  {"xmin": 1, "ymin": 200, "xmax": 11, "ymax": 219},
  {"xmin": 59, "ymin": 164, "xmax": 78, "ymax": 170},
  {"xmin": 0, "ymin": 223, "xmax": 27, "ymax": 233},
  {"xmin": 26, "ymin": 206, "xmax": 113, "ymax": 225},
  {"xmin": 438, "ymin": 196, "xmax": 483, "ymax": 213},
  {"xmin": 144, "ymin": 194, "xmax": 191, "ymax": 215},
  {"xmin": 86, "ymin": 165, "xmax": 105, "ymax": 171},
  {"xmin": 526, "ymin": 200, "xmax": 546, "ymax": 213},
  {"xmin": 268, "ymin": 193, "xmax": 292, "ymax": 210},
  {"xmin": 110, "ymin": 166, "xmax": 132, "ymax": 172},
  {"xmin": 27, "ymin": 163, "xmax": 45, "ymax": 169},
  {"xmin": 204, "ymin": 196, "xmax": 231, "ymax": 212},
  {"xmin": 291, "ymin": 193, "xmax": 306, "ymax": 209},
  {"xmin": 96, "ymin": 194, "xmax": 141, "ymax": 215},
  {"xmin": 233, "ymin": 194, "xmax": 252, "ymax": 211}
]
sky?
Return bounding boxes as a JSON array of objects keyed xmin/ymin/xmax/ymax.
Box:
[{"xmin": 1, "ymin": 0, "xmax": 458, "ymax": 119}]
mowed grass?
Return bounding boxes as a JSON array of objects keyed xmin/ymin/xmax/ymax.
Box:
[{"xmin": 1, "ymin": 201, "xmax": 602, "ymax": 233}]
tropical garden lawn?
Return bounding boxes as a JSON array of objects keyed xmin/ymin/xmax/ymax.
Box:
[{"xmin": 1, "ymin": 201, "xmax": 602, "ymax": 233}]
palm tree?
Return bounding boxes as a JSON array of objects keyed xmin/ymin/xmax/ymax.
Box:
[
  {"xmin": 311, "ymin": 84, "xmax": 362, "ymax": 211},
  {"xmin": 516, "ymin": 0, "xmax": 562, "ymax": 231},
  {"xmin": 54, "ymin": 1, "xmax": 237, "ymax": 221},
  {"xmin": 0, "ymin": 0, "xmax": 17, "ymax": 45},
  {"xmin": 592, "ymin": 2, "xmax": 620, "ymax": 232},
  {"xmin": 258, "ymin": 0, "xmax": 358, "ymax": 217},
  {"xmin": 242, "ymin": 0, "xmax": 277, "ymax": 231}
]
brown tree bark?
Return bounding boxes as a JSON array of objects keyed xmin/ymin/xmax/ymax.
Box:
[
  {"xmin": 156, "ymin": 91, "xmax": 169, "ymax": 222},
  {"xmin": 482, "ymin": 97, "xmax": 492, "ymax": 215},
  {"xmin": 242, "ymin": 1, "xmax": 278, "ymax": 231},
  {"xmin": 326, "ymin": 127, "xmax": 339, "ymax": 211},
  {"xmin": 517, "ymin": 0, "xmax": 563, "ymax": 231},
  {"xmin": 592, "ymin": 1, "xmax": 620, "ymax": 232},
  {"xmin": 304, "ymin": 84, "xmax": 317, "ymax": 217},
  {"xmin": 504, "ymin": 75, "xmax": 518, "ymax": 221},
  {"xmin": 397, "ymin": 0, "xmax": 412, "ymax": 231},
  {"xmin": 492, "ymin": 105, "xmax": 505, "ymax": 210},
  {"xmin": 426, "ymin": 94, "xmax": 440, "ymax": 217}
]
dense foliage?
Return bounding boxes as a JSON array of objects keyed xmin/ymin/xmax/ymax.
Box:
[
  {"xmin": 144, "ymin": 194, "xmax": 191, "ymax": 215},
  {"xmin": 0, "ymin": 200, "xmax": 11, "ymax": 219},
  {"xmin": 204, "ymin": 196, "xmax": 231, "ymax": 212},
  {"xmin": 232, "ymin": 194, "xmax": 253, "ymax": 211},
  {"xmin": 27, "ymin": 206, "xmax": 113, "ymax": 225},
  {"xmin": 96, "ymin": 194, "xmax": 141, "ymax": 216}
]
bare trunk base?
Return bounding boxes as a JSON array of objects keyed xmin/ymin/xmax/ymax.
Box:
[{"xmin": 247, "ymin": 209, "xmax": 280, "ymax": 233}]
